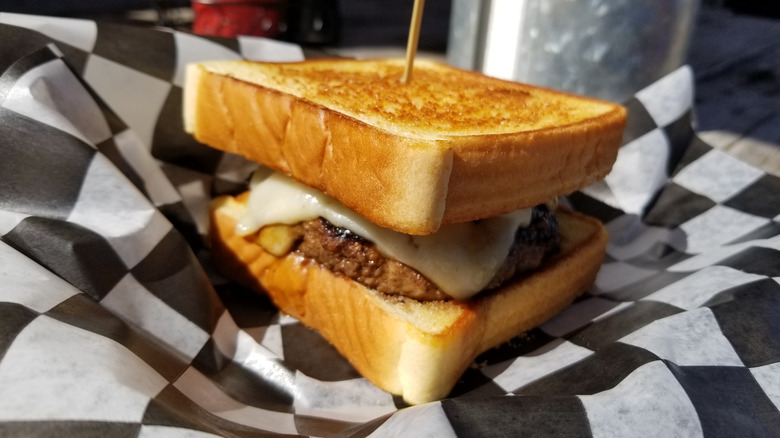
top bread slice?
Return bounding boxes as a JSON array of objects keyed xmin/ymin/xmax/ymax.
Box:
[{"xmin": 184, "ymin": 58, "xmax": 626, "ymax": 235}]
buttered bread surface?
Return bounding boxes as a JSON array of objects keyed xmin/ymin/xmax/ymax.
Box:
[{"xmin": 194, "ymin": 58, "xmax": 619, "ymax": 138}]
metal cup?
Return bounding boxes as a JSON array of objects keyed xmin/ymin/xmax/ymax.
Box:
[{"xmin": 447, "ymin": 0, "xmax": 700, "ymax": 102}]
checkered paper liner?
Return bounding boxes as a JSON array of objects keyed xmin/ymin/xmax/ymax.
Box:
[{"xmin": 1, "ymin": 13, "xmax": 779, "ymax": 437}]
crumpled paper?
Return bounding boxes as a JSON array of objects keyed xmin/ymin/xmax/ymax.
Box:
[{"xmin": 0, "ymin": 13, "xmax": 778, "ymax": 438}]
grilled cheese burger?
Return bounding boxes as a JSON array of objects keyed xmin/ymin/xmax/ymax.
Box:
[{"xmin": 184, "ymin": 58, "xmax": 626, "ymax": 404}]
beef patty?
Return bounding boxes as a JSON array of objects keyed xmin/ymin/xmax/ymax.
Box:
[{"xmin": 289, "ymin": 205, "xmax": 560, "ymax": 301}]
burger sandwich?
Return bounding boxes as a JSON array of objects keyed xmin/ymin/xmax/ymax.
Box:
[{"xmin": 183, "ymin": 58, "xmax": 626, "ymax": 405}]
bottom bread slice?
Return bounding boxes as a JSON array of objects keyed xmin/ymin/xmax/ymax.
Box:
[{"xmin": 209, "ymin": 194, "xmax": 609, "ymax": 405}]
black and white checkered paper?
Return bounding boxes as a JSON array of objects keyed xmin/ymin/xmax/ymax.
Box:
[{"xmin": 1, "ymin": 13, "xmax": 778, "ymax": 437}]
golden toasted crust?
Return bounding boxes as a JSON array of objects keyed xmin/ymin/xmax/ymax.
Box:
[
  {"xmin": 209, "ymin": 194, "xmax": 609, "ymax": 404},
  {"xmin": 185, "ymin": 59, "xmax": 626, "ymax": 235}
]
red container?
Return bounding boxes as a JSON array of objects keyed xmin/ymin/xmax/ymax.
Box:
[{"xmin": 191, "ymin": 0, "xmax": 285, "ymax": 38}]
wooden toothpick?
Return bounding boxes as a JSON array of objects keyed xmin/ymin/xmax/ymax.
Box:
[{"xmin": 402, "ymin": 0, "xmax": 426, "ymax": 84}]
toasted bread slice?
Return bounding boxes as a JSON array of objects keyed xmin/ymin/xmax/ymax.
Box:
[
  {"xmin": 185, "ymin": 59, "xmax": 626, "ymax": 235},
  {"xmin": 209, "ymin": 194, "xmax": 609, "ymax": 404}
]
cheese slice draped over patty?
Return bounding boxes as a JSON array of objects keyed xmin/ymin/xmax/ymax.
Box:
[{"xmin": 236, "ymin": 168, "xmax": 532, "ymax": 300}]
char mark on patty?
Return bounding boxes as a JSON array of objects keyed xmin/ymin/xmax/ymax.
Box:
[{"xmin": 289, "ymin": 205, "xmax": 560, "ymax": 301}]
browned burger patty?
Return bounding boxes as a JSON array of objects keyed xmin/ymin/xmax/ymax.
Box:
[{"xmin": 291, "ymin": 205, "xmax": 560, "ymax": 301}]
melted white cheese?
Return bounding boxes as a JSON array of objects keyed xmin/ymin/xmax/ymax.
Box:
[{"xmin": 237, "ymin": 169, "xmax": 532, "ymax": 300}]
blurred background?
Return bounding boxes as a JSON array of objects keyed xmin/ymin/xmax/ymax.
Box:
[
  {"xmin": 0, "ymin": 0, "xmax": 452, "ymax": 49},
  {"xmin": 0, "ymin": 0, "xmax": 777, "ymax": 50}
]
